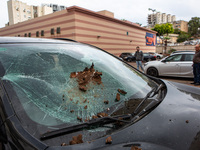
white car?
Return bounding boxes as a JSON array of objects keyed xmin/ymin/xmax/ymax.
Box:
[
  {"xmin": 148, "ymin": 52, "xmax": 163, "ymax": 59},
  {"xmin": 144, "ymin": 52, "xmax": 195, "ymax": 78}
]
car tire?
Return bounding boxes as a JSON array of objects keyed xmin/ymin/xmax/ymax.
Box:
[
  {"xmin": 157, "ymin": 56, "xmax": 161, "ymax": 59},
  {"xmin": 147, "ymin": 67, "xmax": 159, "ymax": 77},
  {"xmin": 127, "ymin": 58, "xmax": 132, "ymax": 62}
]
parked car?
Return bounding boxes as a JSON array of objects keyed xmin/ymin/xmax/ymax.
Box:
[
  {"xmin": 143, "ymin": 53, "xmax": 157, "ymax": 62},
  {"xmin": 1, "ymin": 37, "xmax": 200, "ymax": 150},
  {"xmin": 170, "ymin": 50, "xmax": 195, "ymax": 55},
  {"xmin": 119, "ymin": 52, "xmax": 134, "ymax": 61},
  {"xmin": 120, "ymin": 52, "xmax": 156, "ymax": 62},
  {"xmin": 148, "ymin": 52, "xmax": 163, "ymax": 59},
  {"xmin": 184, "ymin": 40, "xmax": 199, "ymax": 45},
  {"xmin": 144, "ymin": 52, "xmax": 195, "ymax": 78}
]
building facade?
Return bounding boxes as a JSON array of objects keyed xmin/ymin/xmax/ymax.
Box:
[
  {"xmin": 148, "ymin": 12, "xmax": 176, "ymax": 27},
  {"xmin": 161, "ymin": 13, "xmax": 167, "ymax": 24},
  {"xmin": 173, "ymin": 20, "xmax": 188, "ymax": 33},
  {"xmin": 1, "ymin": 6, "xmax": 157, "ymax": 56},
  {"xmin": 7, "ymin": 0, "xmax": 53, "ymax": 25}
]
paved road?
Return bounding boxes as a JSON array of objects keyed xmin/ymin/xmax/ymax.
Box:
[{"xmin": 128, "ymin": 62, "xmax": 198, "ymax": 88}]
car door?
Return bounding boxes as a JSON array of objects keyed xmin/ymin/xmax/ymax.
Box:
[
  {"xmin": 159, "ymin": 54, "xmax": 183, "ymax": 76},
  {"xmin": 179, "ymin": 54, "xmax": 194, "ymax": 77}
]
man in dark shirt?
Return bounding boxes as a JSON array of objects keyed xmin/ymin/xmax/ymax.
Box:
[
  {"xmin": 192, "ymin": 44, "xmax": 200, "ymax": 85},
  {"xmin": 134, "ymin": 46, "xmax": 144, "ymax": 72}
]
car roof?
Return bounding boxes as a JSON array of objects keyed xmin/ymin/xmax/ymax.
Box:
[
  {"xmin": 171, "ymin": 51, "xmax": 195, "ymax": 55},
  {"xmin": 0, "ymin": 37, "xmax": 77, "ymax": 44},
  {"xmin": 172, "ymin": 50, "xmax": 195, "ymax": 53}
]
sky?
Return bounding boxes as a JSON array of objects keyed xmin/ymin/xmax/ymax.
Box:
[{"xmin": 0, "ymin": 0, "xmax": 199, "ymax": 28}]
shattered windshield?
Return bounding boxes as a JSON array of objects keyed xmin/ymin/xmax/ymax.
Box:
[{"xmin": 0, "ymin": 43, "xmax": 157, "ymax": 127}]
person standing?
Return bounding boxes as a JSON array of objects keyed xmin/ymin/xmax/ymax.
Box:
[
  {"xmin": 134, "ymin": 46, "xmax": 144, "ymax": 72},
  {"xmin": 192, "ymin": 44, "xmax": 200, "ymax": 86}
]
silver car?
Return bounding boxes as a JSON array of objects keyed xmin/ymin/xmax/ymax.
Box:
[{"xmin": 144, "ymin": 52, "xmax": 195, "ymax": 78}]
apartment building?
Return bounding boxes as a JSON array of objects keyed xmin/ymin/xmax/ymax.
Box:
[
  {"xmin": 147, "ymin": 12, "xmax": 187, "ymax": 33},
  {"xmin": 7, "ymin": 0, "xmax": 53, "ymax": 25},
  {"xmin": 167, "ymin": 14, "xmax": 172, "ymax": 23},
  {"xmin": 161, "ymin": 13, "xmax": 167, "ymax": 24},
  {"xmin": 171, "ymin": 15, "xmax": 176, "ymax": 22},
  {"xmin": 173, "ymin": 20, "xmax": 188, "ymax": 32},
  {"xmin": 0, "ymin": 6, "xmax": 157, "ymax": 56},
  {"xmin": 155, "ymin": 12, "xmax": 161, "ymax": 24},
  {"xmin": 147, "ymin": 12, "xmax": 176, "ymax": 27}
]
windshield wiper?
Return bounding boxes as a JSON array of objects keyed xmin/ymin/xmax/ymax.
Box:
[
  {"xmin": 133, "ymin": 83, "xmax": 164, "ymax": 115},
  {"xmin": 41, "ymin": 83, "xmax": 165, "ymax": 140},
  {"xmin": 40, "ymin": 114, "xmax": 131, "ymax": 140},
  {"xmin": 131, "ymin": 98, "xmax": 160, "ymax": 122}
]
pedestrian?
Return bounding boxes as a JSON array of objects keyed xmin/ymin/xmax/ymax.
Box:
[
  {"xmin": 191, "ymin": 44, "xmax": 200, "ymax": 86},
  {"xmin": 134, "ymin": 46, "xmax": 144, "ymax": 72}
]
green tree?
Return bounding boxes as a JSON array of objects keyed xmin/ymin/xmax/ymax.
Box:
[
  {"xmin": 177, "ymin": 33, "xmax": 190, "ymax": 43},
  {"xmin": 174, "ymin": 28, "xmax": 181, "ymax": 34},
  {"xmin": 174, "ymin": 28, "xmax": 191, "ymax": 43},
  {"xmin": 188, "ymin": 17, "xmax": 200, "ymax": 38},
  {"xmin": 152, "ymin": 23, "xmax": 174, "ymax": 54}
]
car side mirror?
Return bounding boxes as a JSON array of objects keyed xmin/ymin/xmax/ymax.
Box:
[{"xmin": 161, "ymin": 59, "xmax": 166, "ymax": 63}]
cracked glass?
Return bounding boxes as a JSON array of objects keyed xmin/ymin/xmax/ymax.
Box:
[{"xmin": 0, "ymin": 43, "xmax": 156, "ymax": 127}]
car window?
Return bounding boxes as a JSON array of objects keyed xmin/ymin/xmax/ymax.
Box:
[
  {"xmin": 0, "ymin": 44, "xmax": 157, "ymax": 127},
  {"xmin": 143, "ymin": 53, "xmax": 149, "ymax": 56},
  {"xmin": 165, "ymin": 54, "xmax": 182, "ymax": 62},
  {"xmin": 183, "ymin": 54, "xmax": 194, "ymax": 61}
]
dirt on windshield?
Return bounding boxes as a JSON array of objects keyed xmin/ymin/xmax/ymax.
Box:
[{"xmin": 70, "ymin": 63, "xmax": 102, "ymax": 92}]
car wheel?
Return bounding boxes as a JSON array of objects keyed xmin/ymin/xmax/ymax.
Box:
[
  {"xmin": 127, "ymin": 58, "xmax": 132, "ymax": 62},
  {"xmin": 157, "ymin": 56, "xmax": 161, "ymax": 59},
  {"xmin": 147, "ymin": 67, "xmax": 159, "ymax": 77}
]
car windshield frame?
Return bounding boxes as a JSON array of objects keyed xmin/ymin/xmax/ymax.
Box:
[{"xmin": 0, "ymin": 42, "xmax": 161, "ymax": 140}]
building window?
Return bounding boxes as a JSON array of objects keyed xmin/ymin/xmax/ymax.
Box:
[
  {"xmin": 41, "ymin": 30, "xmax": 44, "ymax": 36},
  {"xmin": 51, "ymin": 28, "xmax": 54, "ymax": 35},
  {"xmin": 36, "ymin": 31, "xmax": 39, "ymax": 37},
  {"xmin": 27, "ymin": 10, "xmax": 31, "ymax": 14},
  {"xmin": 57, "ymin": 27, "xmax": 61, "ymax": 34},
  {"xmin": 126, "ymin": 32, "xmax": 129, "ymax": 35},
  {"xmin": 28, "ymin": 33, "xmax": 31, "ymax": 37},
  {"xmin": 24, "ymin": 33, "xmax": 27, "ymax": 37}
]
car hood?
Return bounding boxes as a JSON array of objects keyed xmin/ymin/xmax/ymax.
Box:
[
  {"xmin": 145, "ymin": 60, "xmax": 161, "ymax": 65},
  {"xmin": 46, "ymin": 80, "xmax": 200, "ymax": 150}
]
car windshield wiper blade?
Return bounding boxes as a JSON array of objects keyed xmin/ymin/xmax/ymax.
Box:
[
  {"xmin": 133, "ymin": 87, "xmax": 156, "ymax": 115},
  {"xmin": 40, "ymin": 114, "xmax": 131, "ymax": 140},
  {"xmin": 150, "ymin": 83, "xmax": 165, "ymax": 98},
  {"xmin": 131, "ymin": 98, "xmax": 160, "ymax": 122},
  {"xmin": 133, "ymin": 83, "xmax": 164, "ymax": 115}
]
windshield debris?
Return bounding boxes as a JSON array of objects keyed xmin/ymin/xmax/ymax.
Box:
[
  {"xmin": 69, "ymin": 134, "xmax": 83, "ymax": 145},
  {"xmin": 70, "ymin": 63, "xmax": 102, "ymax": 92},
  {"xmin": 116, "ymin": 93, "xmax": 121, "ymax": 101},
  {"xmin": 118, "ymin": 89, "xmax": 127, "ymax": 95},
  {"xmin": 105, "ymin": 136, "xmax": 112, "ymax": 144}
]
